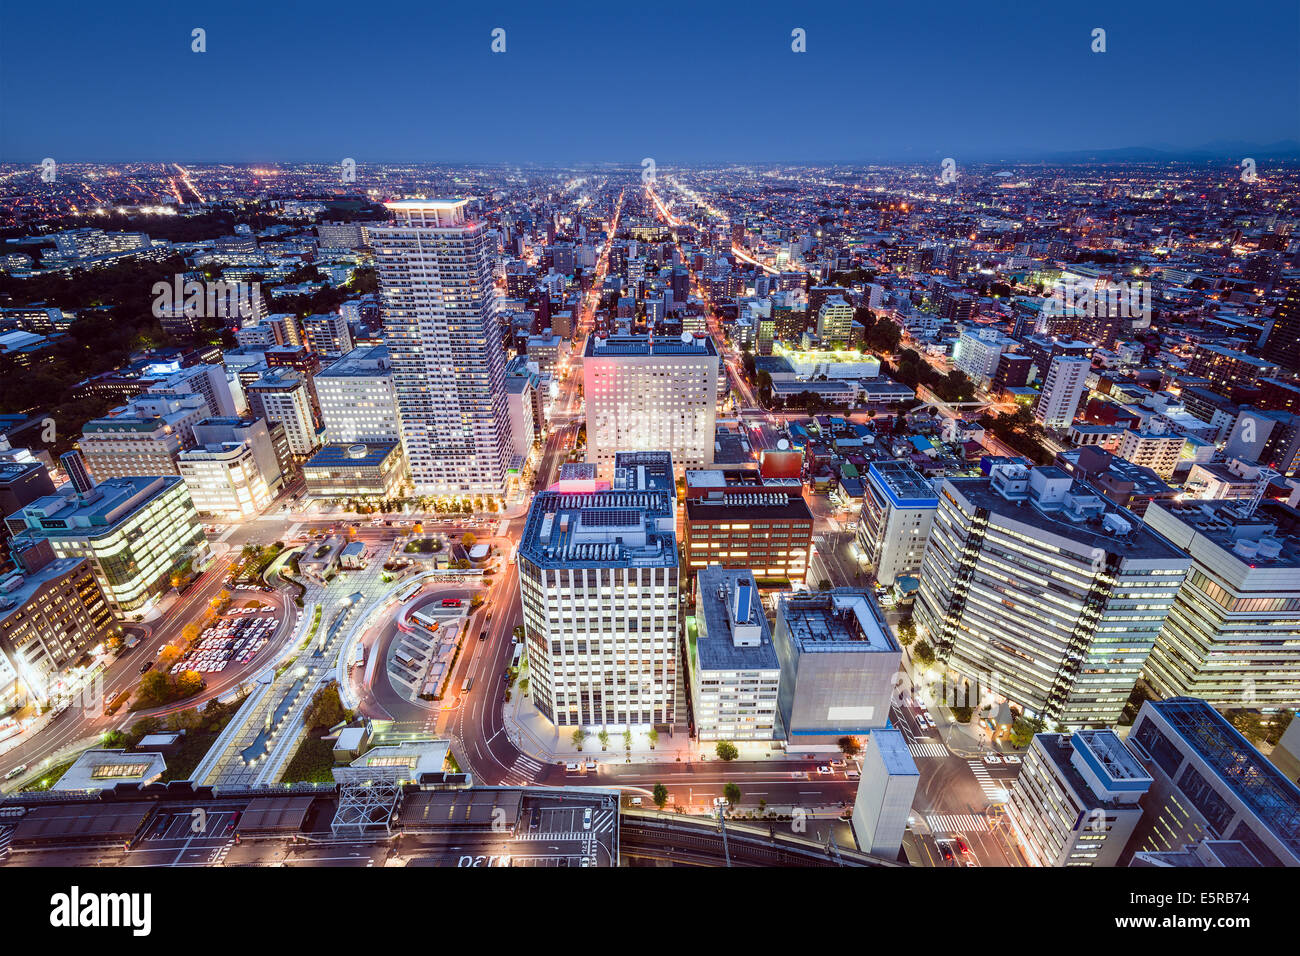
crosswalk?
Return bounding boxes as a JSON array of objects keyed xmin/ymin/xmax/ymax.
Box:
[
  {"xmin": 0, "ymin": 824, "xmax": 14, "ymax": 861},
  {"xmin": 908, "ymin": 742, "xmax": 949, "ymax": 758},
  {"xmin": 502, "ymin": 752, "xmax": 545, "ymax": 786},
  {"xmin": 589, "ymin": 808, "xmax": 616, "ymax": 833},
  {"xmin": 927, "ymin": 813, "xmax": 989, "ymax": 833},
  {"xmin": 514, "ymin": 829, "xmax": 592, "ymax": 842},
  {"xmin": 968, "ymin": 760, "xmax": 1010, "ymax": 803}
]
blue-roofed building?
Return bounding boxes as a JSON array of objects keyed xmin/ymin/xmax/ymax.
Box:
[
  {"xmin": 301, "ymin": 441, "xmax": 406, "ymax": 500},
  {"xmin": 857, "ymin": 460, "xmax": 939, "ymax": 587},
  {"xmin": 689, "ymin": 567, "xmax": 782, "ymax": 742},
  {"xmin": 517, "ymin": 452, "xmax": 679, "ymax": 731},
  {"xmin": 1124, "ymin": 698, "xmax": 1300, "ymax": 867}
]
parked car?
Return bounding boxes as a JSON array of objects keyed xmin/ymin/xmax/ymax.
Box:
[
  {"xmin": 582, "ymin": 807, "xmax": 592, "ymax": 829},
  {"xmin": 1003, "ymin": 754, "xmax": 1021, "ymax": 764},
  {"xmin": 982, "ymin": 753, "xmax": 1003, "ymax": 765},
  {"xmin": 565, "ymin": 762, "xmax": 580, "ymax": 773}
]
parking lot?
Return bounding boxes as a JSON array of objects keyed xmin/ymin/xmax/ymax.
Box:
[{"xmin": 171, "ymin": 605, "xmax": 278, "ymax": 676}]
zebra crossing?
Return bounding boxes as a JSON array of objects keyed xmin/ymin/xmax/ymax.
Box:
[
  {"xmin": 908, "ymin": 742, "xmax": 949, "ymax": 758},
  {"xmin": 502, "ymin": 752, "xmax": 545, "ymax": 786},
  {"xmin": 927, "ymin": 813, "xmax": 990, "ymax": 833},
  {"xmin": 968, "ymin": 760, "xmax": 1010, "ymax": 803},
  {"xmin": 0, "ymin": 824, "xmax": 14, "ymax": 861},
  {"xmin": 514, "ymin": 829, "xmax": 592, "ymax": 842}
]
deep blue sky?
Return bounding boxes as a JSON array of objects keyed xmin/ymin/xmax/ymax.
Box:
[{"xmin": 1, "ymin": 0, "xmax": 1297, "ymax": 163}]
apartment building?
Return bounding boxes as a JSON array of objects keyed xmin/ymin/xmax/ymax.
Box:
[{"xmin": 856, "ymin": 460, "xmax": 938, "ymax": 587}]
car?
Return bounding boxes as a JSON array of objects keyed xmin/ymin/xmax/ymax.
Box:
[
  {"xmin": 478, "ymin": 631, "xmax": 487, "ymax": 641},
  {"xmin": 4, "ymin": 764, "xmax": 27, "ymax": 780},
  {"xmin": 584, "ymin": 760, "xmax": 596, "ymax": 772},
  {"xmin": 939, "ymin": 843, "xmax": 954, "ymax": 861},
  {"xmin": 629, "ymin": 796, "xmax": 643, "ymax": 806},
  {"xmin": 565, "ymin": 762, "xmax": 580, "ymax": 773},
  {"xmin": 817, "ymin": 765, "xmax": 832, "ymax": 774},
  {"xmin": 955, "ymin": 837, "xmax": 970, "ymax": 855},
  {"xmin": 830, "ymin": 758, "xmax": 846, "ymax": 768},
  {"xmin": 982, "ymin": 753, "xmax": 1003, "ymax": 764},
  {"xmin": 582, "ymin": 808, "xmax": 592, "ymax": 829},
  {"xmin": 139, "ymin": 660, "xmax": 154, "ymax": 674},
  {"xmin": 1003, "ymin": 754, "xmax": 1021, "ymax": 764},
  {"xmin": 845, "ymin": 769, "xmax": 861, "ymax": 779}
]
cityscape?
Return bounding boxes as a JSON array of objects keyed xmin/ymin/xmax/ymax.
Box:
[{"xmin": 0, "ymin": 3, "xmax": 1295, "ymax": 918}]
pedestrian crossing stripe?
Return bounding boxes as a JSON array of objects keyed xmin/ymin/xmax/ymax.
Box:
[
  {"xmin": 927, "ymin": 813, "xmax": 989, "ymax": 833},
  {"xmin": 908, "ymin": 742, "xmax": 949, "ymax": 758},
  {"xmin": 968, "ymin": 761, "xmax": 1010, "ymax": 802}
]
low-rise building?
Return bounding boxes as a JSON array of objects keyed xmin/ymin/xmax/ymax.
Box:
[{"xmin": 302, "ymin": 441, "xmax": 406, "ymax": 500}]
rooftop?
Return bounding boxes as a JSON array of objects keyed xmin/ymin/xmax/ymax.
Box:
[
  {"xmin": 776, "ymin": 588, "xmax": 898, "ymax": 654},
  {"xmin": 867, "ymin": 460, "xmax": 938, "ymax": 507},
  {"xmin": 695, "ymin": 566, "xmax": 780, "ymax": 672},
  {"xmin": 585, "ymin": 333, "xmax": 717, "ymax": 358},
  {"xmin": 520, "ymin": 451, "xmax": 677, "ymax": 569},
  {"xmin": 303, "ymin": 442, "xmax": 402, "ymax": 470}
]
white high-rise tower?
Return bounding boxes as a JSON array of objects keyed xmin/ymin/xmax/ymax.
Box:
[{"xmin": 371, "ymin": 199, "xmax": 512, "ymax": 496}]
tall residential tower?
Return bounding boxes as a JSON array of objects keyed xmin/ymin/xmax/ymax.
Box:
[{"xmin": 371, "ymin": 199, "xmax": 512, "ymax": 497}]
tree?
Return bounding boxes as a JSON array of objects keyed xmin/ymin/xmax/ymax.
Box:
[
  {"xmin": 652, "ymin": 783, "xmax": 669, "ymax": 810},
  {"xmin": 912, "ymin": 639, "xmax": 936, "ymax": 669},
  {"xmin": 647, "ymin": 728, "xmax": 659, "ymax": 750},
  {"xmin": 1010, "ymin": 715, "xmax": 1046, "ymax": 749},
  {"xmin": 895, "ymin": 620, "xmax": 918, "ymax": 647},
  {"xmin": 305, "ymin": 681, "xmax": 347, "ymax": 730},
  {"xmin": 598, "ymin": 729, "xmax": 610, "ymax": 750},
  {"xmin": 723, "ymin": 782, "xmax": 742, "ymax": 807},
  {"xmin": 715, "ymin": 741, "xmax": 739, "ymax": 761},
  {"xmin": 461, "ymin": 531, "xmax": 477, "ymax": 550},
  {"xmin": 571, "ymin": 727, "xmax": 586, "ymax": 751},
  {"xmin": 623, "ymin": 728, "xmax": 633, "ymax": 750},
  {"xmin": 837, "ymin": 736, "xmax": 861, "ymax": 757}
]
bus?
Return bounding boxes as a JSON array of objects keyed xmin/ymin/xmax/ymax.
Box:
[
  {"xmin": 351, "ymin": 644, "xmax": 365, "ymax": 669},
  {"xmin": 461, "ymin": 677, "xmax": 473, "ymax": 694}
]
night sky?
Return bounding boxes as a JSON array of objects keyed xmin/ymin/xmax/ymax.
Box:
[{"xmin": 1, "ymin": 0, "xmax": 1296, "ymax": 163}]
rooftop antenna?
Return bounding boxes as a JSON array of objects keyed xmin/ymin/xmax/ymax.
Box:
[{"xmin": 1242, "ymin": 467, "xmax": 1280, "ymax": 518}]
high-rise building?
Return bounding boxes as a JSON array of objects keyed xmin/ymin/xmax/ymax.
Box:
[
  {"xmin": 517, "ymin": 453, "xmax": 679, "ymax": 730},
  {"xmin": 913, "ymin": 464, "xmax": 1190, "ymax": 727},
  {"xmin": 5, "ymin": 475, "xmax": 206, "ymax": 613},
  {"xmin": 0, "ymin": 542, "xmax": 114, "ymax": 706},
  {"xmin": 1116, "ymin": 428, "xmax": 1185, "ymax": 481},
  {"xmin": 1006, "ymin": 730, "xmax": 1152, "ymax": 867},
  {"xmin": 689, "ymin": 567, "xmax": 782, "ymax": 741},
  {"xmin": 1035, "ymin": 355, "xmax": 1091, "ymax": 430},
  {"xmin": 856, "ymin": 460, "xmax": 938, "ymax": 587},
  {"xmin": 815, "ymin": 297, "xmax": 853, "ymax": 347},
  {"xmin": 583, "ymin": 334, "xmax": 718, "ymax": 472},
  {"xmin": 314, "ymin": 345, "xmax": 401, "ymax": 444},
  {"xmin": 1262, "ymin": 285, "xmax": 1300, "ymax": 373},
  {"xmin": 1141, "ymin": 499, "xmax": 1300, "ymax": 711},
  {"xmin": 371, "ymin": 199, "xmax": 512, "ymax": 497},
  {"xmin": 1125, "ymin": 698, "xmax": 1300, "ymax": 866},
  {"xmin": 246, "ymin": 368, "xmax": 319, "ymax": 457},
  {"xmin": 301, "ymin": 312, "xmax": 355, "ymax": 359},
  {"xmin": 771, "ymin": 588, "xmax": 901, "ymax": 751},
  {"xmin": 953, "ymin": 328, "xmax": 1017, "ymax": 386}
]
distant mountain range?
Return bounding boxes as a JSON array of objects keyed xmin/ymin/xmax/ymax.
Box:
[{"xmin": 1037, "ymin": 140, "xmax": 1300, "ymax": 163}]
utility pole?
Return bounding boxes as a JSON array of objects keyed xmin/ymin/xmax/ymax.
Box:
[{"xmin": 716, "ymin": 806, "xmax": 731, "ymax": 867}]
